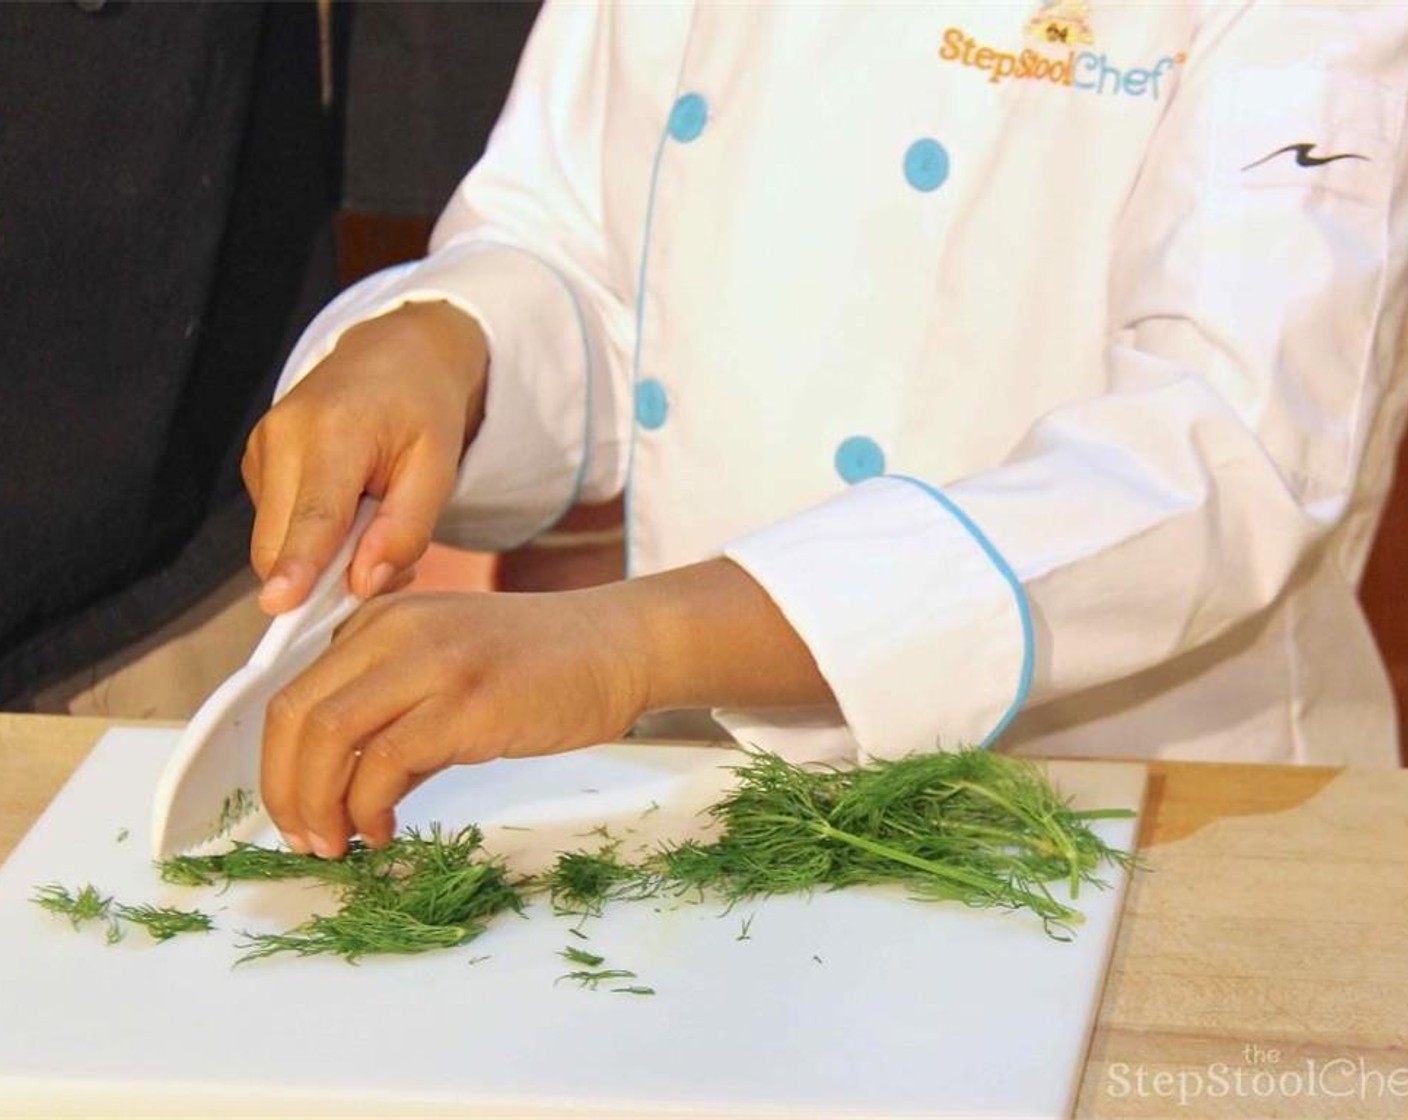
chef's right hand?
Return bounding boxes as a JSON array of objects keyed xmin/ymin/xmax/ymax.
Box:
[{"xmin": 242, "ymin": 300, "xmax": 490, "ymax": 615}]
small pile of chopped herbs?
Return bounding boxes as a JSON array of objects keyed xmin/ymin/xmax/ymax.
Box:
[
  {"xmin": 33, "ymin": 748, "xmax": 1135, "ymax": 965},
  {"xmin": 543, "ymin": 748, "xmax": 1135, "ymax": 938},
  {"xmin": 163, "ymin": 824, "xmax": 524, "ymax": 964}
]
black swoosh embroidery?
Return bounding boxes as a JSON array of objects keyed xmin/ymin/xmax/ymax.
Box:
[{"xmin": 1242, "ymin": 142, "xmax": 1369, "ymax": 172}]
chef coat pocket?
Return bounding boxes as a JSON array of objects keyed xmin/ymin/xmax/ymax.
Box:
[
  {"xmin": 1211, "ymin": 67, "xmax": 1398, "ymax": 205},
  {"xmin": 1200, "ymin": 67, "xmax": 1403, "ymax": 494}
]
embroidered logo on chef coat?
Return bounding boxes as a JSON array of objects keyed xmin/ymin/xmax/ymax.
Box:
[
  {"xmin": 1024, "ymin": 0, "xmax": 1095, "ymax": 47},
  {"xmin": 938, "ymin": 4, "xmax": 1185, "ymax": 101}
]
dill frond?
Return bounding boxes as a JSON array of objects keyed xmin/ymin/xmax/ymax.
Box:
[
  {"xmin": 31, "ymin": 883, "xmax": 111, "ymax": 930},
  {"xmin": 113, "ymin": 903, "xmax": 215, "ymax": 942}
]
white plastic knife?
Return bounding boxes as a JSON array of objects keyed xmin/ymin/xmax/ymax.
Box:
[{"xmin": 150, "ymin": 498, "xmax": 379, "ymax": 858}]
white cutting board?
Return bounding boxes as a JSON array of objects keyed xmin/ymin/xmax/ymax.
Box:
[{"xmin": 0, "ymin": 728, "xmax": 1144, "ymax": 1119}]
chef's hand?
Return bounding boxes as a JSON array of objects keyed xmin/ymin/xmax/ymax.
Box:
[
  {"xmin": 262, "ymin": 558, "xmax": 835, "ymax": 858},
  {"xmin": 242, "ymin": 300, "xmax": 489, "ymax": 616}
]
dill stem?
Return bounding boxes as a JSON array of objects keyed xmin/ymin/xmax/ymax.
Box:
[
  {"xmin": 938, "ymin": 820, "xmax": 1049, "ymax": 851},
  {"xmin": 1071, "ymin": 808, "xmax": 1138, "ymax": 821},
  {"xmin": 808, "ymin": 820, "xmax": 1077, "ymax": 922},
  {"xmin": 946, "ymin": 780, "xmax": 1083, "ymax": 895}
]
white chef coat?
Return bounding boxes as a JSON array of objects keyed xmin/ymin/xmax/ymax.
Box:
[{"xmin": 275, "ymin": 1, "xmax": 1408, "ymax": 767}]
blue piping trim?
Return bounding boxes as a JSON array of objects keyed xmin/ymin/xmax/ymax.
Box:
[
  {"xmin": 624, "ymin": 19, "xmax": 701, "ymax": 580},
  {"xmin": 887, "ymin": 473, "xmax": 1035, "ymax": 749},
  {"xmin": 623, "ymin": 120, "xmax": 674, "ymax": 580}
]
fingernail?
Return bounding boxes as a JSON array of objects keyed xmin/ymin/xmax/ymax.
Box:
[
  {"xmin": 367, "ymin": 562, "xmax": 396, "ymax": 597},
  {"xmin": 309, "ymin": 832, "xmax": 340, "ymax": 860},
  {"xmin": 260, "ymin": 574, "xmax": 292, "ymax": 605},
  {"xmin": 281, "ymin": 831, "xmax": 311, "ymax": 855}
]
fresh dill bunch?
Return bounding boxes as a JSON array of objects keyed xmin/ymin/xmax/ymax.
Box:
[
  {"xmin": 31, "ymin": 883, "xmax": 111, "ymax": 930},
  {"xmin": 643, "ymin": 748, "xmax": 1134, "ymax": 934},
  {"xmin": 112, "ymin": 903, "xmax": 215, "ymax": 942},
  {"xmin": 530, "ymin": 748, "xmax": 1134, "ymax": 938}
]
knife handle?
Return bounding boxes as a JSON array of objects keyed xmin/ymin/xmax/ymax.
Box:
[{"xmin": 248, "ymin": 497, "xmax": 379, "ymax": 671}]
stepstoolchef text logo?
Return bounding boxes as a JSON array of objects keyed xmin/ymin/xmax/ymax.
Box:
[
  {"xmin": 1106, "ymin": 1043, "xmax": 1408, "ymax": 1108},
  {"xmin": 939, "ymin": 0, "xmax": 1186, "ymax": 101}
]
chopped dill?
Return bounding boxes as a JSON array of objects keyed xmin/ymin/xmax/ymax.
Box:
[
  {"xmin": 115, "ymin": 827, "xmax": 129, "ymax": 844},
  {"xmin": 121, "ymin": 747, "xmax": 1134, "ymax": 969},
  {"xmin": 236, "ymin": 908, "xmax": 484, "ymax": 964},
  {"xmin": 544, "ymin": 845, "xmax": 647, "ymax": 918},
  {"xmin": 556, "ymin": 968, "xmax": 637, "ymax": 990},
  {"xmin": 160, "ymin": 825, "xmax": 524, "ymax": 965},
  {"xmin": 209, "ymin": 787, "xmax": 258, "ymax": 839},
  {"xmin": 32, "ymin": 883, "xmax": 213, "ymax": 944},
  {"xmin": 559, "ymin": 945, "xmax": 605, "ymax": 967},
  {"xmin": 613, "ymin": 985, "xmax": 655, "ymax": 996},
  {"xmin": 113, "ymin": 903, "xmax": 215, "ymax": 942},
  {"xmin": 32, "ymin": 883, "xmax": 111, "ymax": 930},
  {"xmin": 538, "ymin": 748, "xmax": 1134, "ymax": 938}
]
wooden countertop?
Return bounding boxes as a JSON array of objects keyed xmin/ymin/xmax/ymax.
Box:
[{"xmin": 3, "ymin": 713, "xmax": 1406, "ymax": 1118}]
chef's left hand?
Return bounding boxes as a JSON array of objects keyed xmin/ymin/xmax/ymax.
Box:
[
  {"xmin": 261, "ymin": 586, "xmax": 650, "ymax": 858},
  {"xmin": 261, "ymin": 558, "xmax": 834, "ymax": 859}
]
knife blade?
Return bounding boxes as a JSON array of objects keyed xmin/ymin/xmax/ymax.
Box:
[{"xmin": 149, "ymin": 498, "xmax": 379, "ymax": 858}]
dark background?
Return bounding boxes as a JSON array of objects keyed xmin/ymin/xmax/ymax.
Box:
[{"xmin": 0, "ymin": 1, "xmax": 537, "ymax": 709}]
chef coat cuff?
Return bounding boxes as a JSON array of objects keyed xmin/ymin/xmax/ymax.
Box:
[
  {"xmin": 721, "ymin": 475, "xmax": 1034, "ymax": 761},
  {"xmin": 274, "ymin": 242, "xmax": 593, "ymax": 551}
]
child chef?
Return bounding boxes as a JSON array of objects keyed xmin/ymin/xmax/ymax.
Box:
[{"xmin": 241, "ymin": 1, "xmax": 1408, "ymax": 858}]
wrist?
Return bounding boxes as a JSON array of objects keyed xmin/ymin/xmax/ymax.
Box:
[
  {"xmin": 572, "ymin": 581, "xmax": 658, "ymax": 730},
  {"xmin": 376, "ymin": 300, "xmax": 490, "ymax": 450},
  {"xmin": 608, "ymin": 558, "xmax": 834, "ymax": 715}
]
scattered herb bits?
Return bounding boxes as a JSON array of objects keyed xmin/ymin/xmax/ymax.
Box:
[
  {"xmin": 209, "ymin": 788, "xmax": 259, "ymax": 840},
  {"xmin": 31, "ymin": 883, "xmax": 111, "ymax": 930},
  {"xmin": 31, "ymin": 883, "xmax": 213, "ymax": 944},
  {"xmin": 556, "ymin": 968, "xmax": 638, "ymax": 990},
  {"xmin": 559, "ymin": 945, "xmax": 605, "ymax": 968}
]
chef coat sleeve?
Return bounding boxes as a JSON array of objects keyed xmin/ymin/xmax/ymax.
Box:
[
  {"xmin": 270, "ymin": 1, "xmax": 633, "ymax": 549},
  {"xmin": 722, "ymin": 4, "xmax": 1408, "ymax": 760}
]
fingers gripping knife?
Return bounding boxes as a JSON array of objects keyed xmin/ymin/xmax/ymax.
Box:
[{"xmin": 150, "ymin": 499, "xmax": 380, "ymax": 858}]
